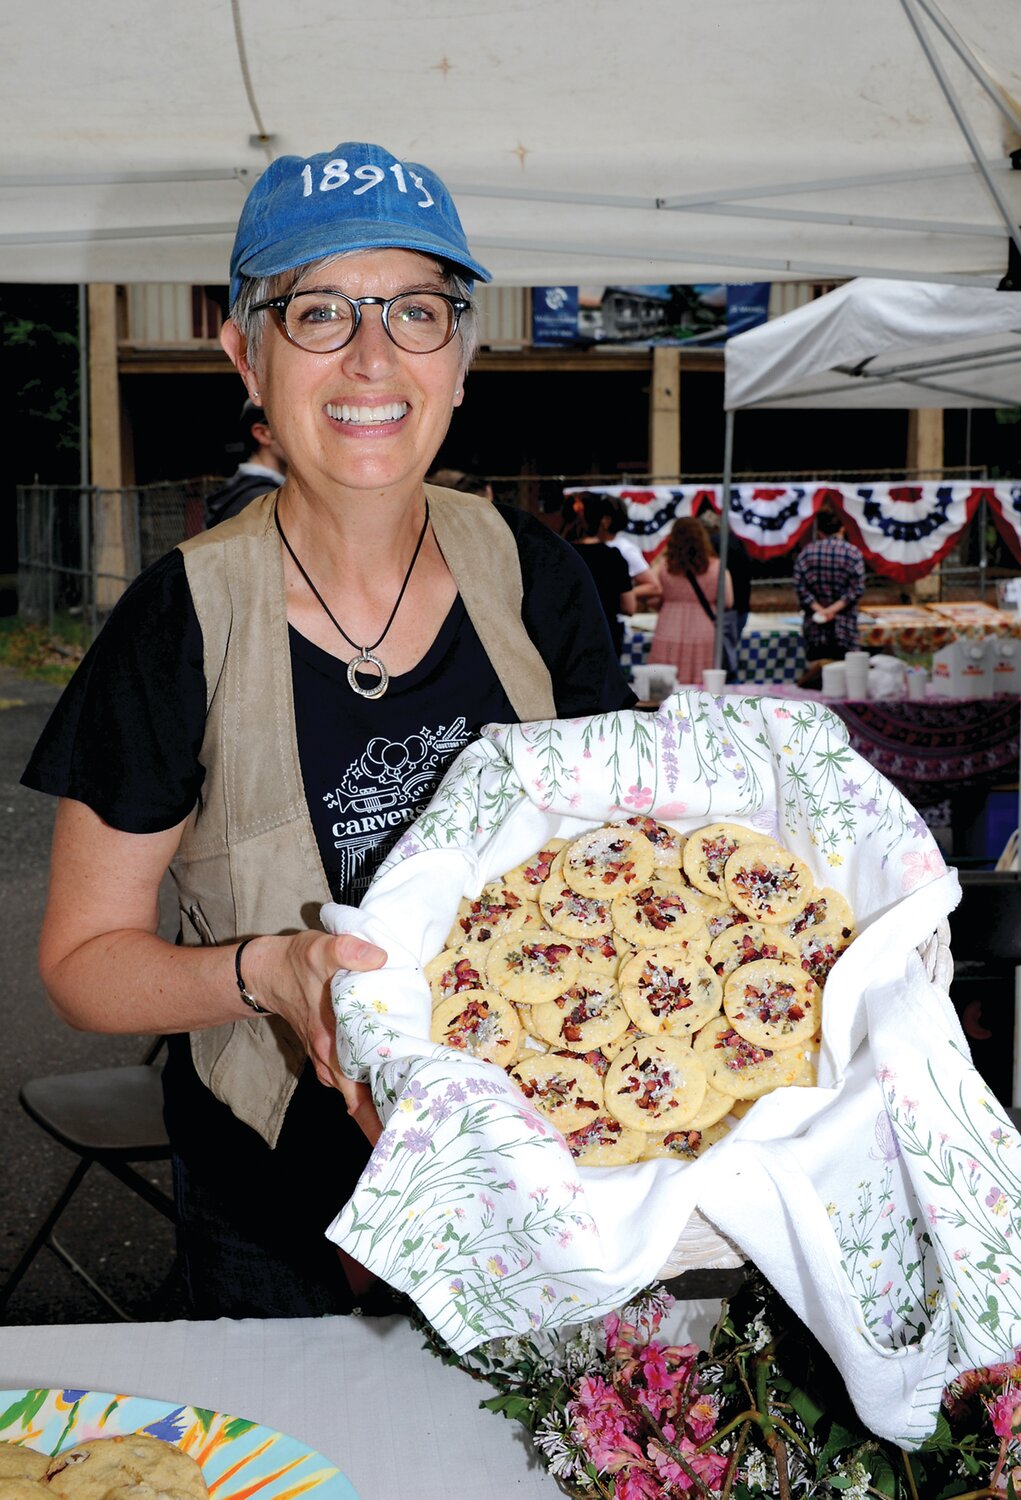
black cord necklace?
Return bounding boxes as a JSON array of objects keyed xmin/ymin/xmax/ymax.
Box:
[{"xmin": 275, "ymin": 498, "xmax": 430, "ymax": 700}]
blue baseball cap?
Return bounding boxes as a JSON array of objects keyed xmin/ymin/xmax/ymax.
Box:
[{"xmin": 229, "ymin": 141, "xmax": 491, "ymax": 306}]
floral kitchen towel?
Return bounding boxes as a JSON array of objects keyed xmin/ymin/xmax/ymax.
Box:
[{"xmin": 322, "ymin": 690, "xmax": 1020, "ymax": 1444}]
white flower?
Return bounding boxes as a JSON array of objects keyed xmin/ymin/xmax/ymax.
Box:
[
  {"xmin": 742, "ymin": 1449, "xmax": 774, "ymax": 1489},
  {"xmin": 748, "ymin": 1313, "xmax": 773, "ymax": 1352}
]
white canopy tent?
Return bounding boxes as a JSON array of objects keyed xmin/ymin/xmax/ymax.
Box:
[
  {"xmin": 2, "ymin": 0, "xmax": 1021, "ymax": 289},
  {"xmin": 715, "ymin": 275, "xmax": 1021, "ymax": 658}
]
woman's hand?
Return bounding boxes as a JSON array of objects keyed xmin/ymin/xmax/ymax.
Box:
[{"xmin": 240, "ymin": 930, "xmax": 387, "ymax": 1140}]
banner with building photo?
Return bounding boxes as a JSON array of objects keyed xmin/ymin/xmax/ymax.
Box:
[{"xmin": 533, "ymin": 283, "xmax": 770, "ymax": 346}]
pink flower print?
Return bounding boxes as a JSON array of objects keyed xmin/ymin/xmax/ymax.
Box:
[
  {"xmin": 583, "ymin": 747, "xmax": 592, "ymax": 759},
  {"xmin": 880, "ymin": 1280, "xmax": 894, "ymax": 1296},
  {"xmin": 486, "ymin": 1254, "xmax": 508, "ymax": 1277},
  {"xmin": 880, "ymin": 1202, "xmax": 895, "ymax": 1217},
  {"xmin": 558, "ymin": 1228, "xmax": 574, "ymax": 1247},
  {"xmin": 926, "ymin": 1203, "xmax": 938, "ymax": 1226},
  {"xmin": 954, "ymin": 1248, "xmax": 969, "ymax": 1261},
  {"xmin": 519, "ymin": 1110, "xmax": 548, "ymax": 1134},
  {"xmin": 479, "ymin": 1192, "xmax": 496, "ymax": 1212},
  {"xmin": 652, "ymin": 801, "xmax": 687, "ymax": 818},
  {"xmin": 901, "ymin": 847, "xmax": 946, "ymax": 892},
  {"xmin": 998, "ymin": 1272, "xmax": 1012, "ymax": 1285},
  {"xmin": 624, "ymin": 784, "xmax": 654, "ymax": 810}
]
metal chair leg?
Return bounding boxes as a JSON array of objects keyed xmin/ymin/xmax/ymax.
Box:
[{"xmin": 0, "ymin": 1157, "xmax": 92, "ymax": 1314}]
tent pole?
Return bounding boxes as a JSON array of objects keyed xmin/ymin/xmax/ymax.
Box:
[
  {"xmin": 898, "ymin": 0, "xmax": 1021, "ymax": 267},
  {"xmin": 716, "ymin": 410, "xmax": 735, "ymax": 671}
]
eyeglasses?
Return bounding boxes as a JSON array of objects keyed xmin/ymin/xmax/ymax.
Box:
[{"xmin": 250, "ymin": 288, "xmax": 469, "ymax": 355}]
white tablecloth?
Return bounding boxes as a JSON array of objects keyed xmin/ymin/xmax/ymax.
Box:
[{"xmin": 0, "ymin": 1307, "xmax": 720, "ymax": 1498}]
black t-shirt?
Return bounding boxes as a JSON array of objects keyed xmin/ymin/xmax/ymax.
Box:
[
  {"xmin": 22, "ymin": 505, "xmax": 635, "ymax": 1253},
  {"xmin": 24, "ymin": 504, "xmax": 634, "ymax": 902},
  {"xmin": 571, "ymin": 541, "xmax": 631, "ymax": 655}
]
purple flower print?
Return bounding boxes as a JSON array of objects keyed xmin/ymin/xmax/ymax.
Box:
[
  {"xmin": 449, "ymin": 1278, "xmax": 464, "ymax": 1294},
  {"xmin": 406, "ymin": 1080, "xmax": 428, "ymax": 1104},
  {"xmin": 402, "ymin": 1127, "xmax": 432, "ymax": 1154},
  {"xmin": 429, "ymin": 1097, "xmax": 452, "ymax": 1123},
  {"xmin": 445, "ymin": 1080, "xmax": 467, "ymax": 1103},
  {"xmin": 487, "ymin": 1255, "xmax": 508, "ymax": 1277}
]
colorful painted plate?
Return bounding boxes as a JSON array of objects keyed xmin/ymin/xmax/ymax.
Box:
[{"xmin": 0, "ymin": 1388, "xmax": 359, "ymax": 1500}]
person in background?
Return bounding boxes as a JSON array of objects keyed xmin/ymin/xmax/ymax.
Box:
[
  {"xmin": 426, "ymin": 466, "xmax": 493, "ymax": 500},
  {"xmin": 793, "ymin": 506, "xmax": 865, "ymax": 661},
  {"xmin": 605, "ymin": 497, "xmax": 662, "ymax": 607},
  {"xmin": 22, "ymin": 141, "xmax": 634, "ymax": 1321},
  {"xmin": 649, "ymin": 515, "xmax": 733, "ymax": 684},
  {"xmin": 204, "ymin": 398, "xmax": 287, "ymax": 526},
  {"xmin": 570, "ymin": 491, "xmax": 637, "ymax": 658},
  {"xmin": 701, "ymin": 510, "xmax": 751, "ymax": 678}
]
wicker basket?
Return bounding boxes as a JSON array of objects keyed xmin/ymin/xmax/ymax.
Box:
[{"xmin": 656, "ymin": 918, "xmax": 953, "ymax": 1283}]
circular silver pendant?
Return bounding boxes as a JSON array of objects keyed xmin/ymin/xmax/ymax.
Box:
[{"xmin": 347, "ymin": 649, "xmax": 389, "ymax": 699}]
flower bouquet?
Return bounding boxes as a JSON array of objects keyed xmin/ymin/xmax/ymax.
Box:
[{"xmin": 413, "ymin": 1270, "xmax": 1021, "ymax": 1499}]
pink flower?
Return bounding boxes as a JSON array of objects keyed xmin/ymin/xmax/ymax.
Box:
[
  {"xmin": 986, "ymin": 1386, "xmax": 1021, "ymax": 1439},
  {"xmin": 638, "ymin": 1343, "xmax": 674, "ymax": 1392},
  {"xmin": 901, "ymin": 847, "xmax": 945, "ymax": 892},
  {"xmin": 649, "ymin": 1431, "xmax": 727, "ymax": 1492},
  {"xmin": 614, "ymin": 1469, "xmax": 660, "ymax": 1500},
  {"xmin": 624, "ymin": 784, "xmax": 654, "ymax": 810},
  {"xmin": 685, "ymin": 1395, "xmax": 719, "ymax": 1445},
  {"xmin": 569, "ymin": 1375, "xmax": 643, "ymax": 1472}
]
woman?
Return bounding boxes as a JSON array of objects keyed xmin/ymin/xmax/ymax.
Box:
[
  {"xmin": 649, "ymin": 515, "xmax": 733, "ymax": 684},
  {"xmin": 569, "ymin": 492, "xmax": 637, "ymax": 657},
  {"xmin": 22, "ymin": 141, "xmax": 634, "ymax": 1318}
]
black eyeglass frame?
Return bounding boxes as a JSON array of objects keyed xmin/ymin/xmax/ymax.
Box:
[{"xmin": 249, "ymin": 288, "xmax": 470, "ymax": 354}]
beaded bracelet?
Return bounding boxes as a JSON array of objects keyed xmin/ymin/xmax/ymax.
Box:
[{"xmin": 235, "ymin": 937, "xmax": 271, "ymax": 1014}]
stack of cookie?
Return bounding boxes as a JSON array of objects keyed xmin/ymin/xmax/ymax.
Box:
[
  {"xmin": 0, "ymin": 1435, "xmax": 208, "ymax": 1500},
  {"xmin": 427, "ymin": 817, "xmax": 855, "ymax": 1169}
]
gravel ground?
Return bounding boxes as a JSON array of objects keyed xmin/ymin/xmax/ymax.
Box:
[{"xmin": 0, "ymin": 667, "xmax": 187, "ymax": 1324}]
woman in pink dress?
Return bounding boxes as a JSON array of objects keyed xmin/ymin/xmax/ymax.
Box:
[{"xmin": 649, "ymin": 516, "xmax": 734, "ymax": 684}]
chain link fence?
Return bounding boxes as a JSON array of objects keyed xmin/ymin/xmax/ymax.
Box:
[{"xmin": 16, "ymin": 480, "xmax": 222, "ymax": 639}]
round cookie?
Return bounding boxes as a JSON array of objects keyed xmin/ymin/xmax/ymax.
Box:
[
  {"xmin": 552, "ymin": 1046, "xmax": 610, "ymax": 1079},
  {"xmin": 708, "ymin": 921, "xmax": 801, "ymax": 978},
  {"xmin": 619, "ymin": 945, "xmax": 723, "ymax": 1038},
  {"xmin": 641, "ymin": 1119, "xmax": 731, "ymax": 1162},
  {"xmin": 45, "ymin": 1436, "xmax": 208, "ymax": 1500},
  {"xmin": 446, "ymin": 884, "xmax": 534, "ymax": 949},
  {"xmin": 601, "ymin": 1020, "xmax": 645, "ymax": 1061},
  {"xmin": 612, "ymin": 815, "xmax": 685, "ymax": 873},
  {"xmin": 0, "ymin": 1452, "xmax": 49, "ymax": 1482},
  {"xmin": 723, "ymin": 842, "xmax": 814, "ymax": 925},
  {"xmin": 501, "ymin": 840, "xmax": 567, "ymax": 900},
  {"xmin": 723, "ymin": 959, "xmax": 820, "ymax": 1050},
  {"xmin": 686, "ymin": 1081, "xmax": 739, "ymax": 1129},
  {"xmin": 788, "ymin": 920, "xmax": 853, "ymax": 987},
  {"xmin": 539, "ymin": 878, "xmax": 615, "ymax": 938},
  {"xmin": 694, "ymin": 1014, "xmax": 810, "ymax": 1099},
  {"xmin": 532, "ymin": 978, "xmax": 631, "ymax": 1052},
  {"xmin": 786, "ymin": 886, "xmax": 856, "ymax": 942},
  {"xmin": 425, "ymin": 947, "xmax": 487, "ymax": 1005},
  {"xmin": 565, "ymin": 1114, "xmax": 646, "ymax": 1166},
  {"xmin": 509, "ymin": 1053, "xmax": 605, "ymax": 1133},
  {"xmin": 701, "ymin": 898, "xmax": 751, "ymax": 942},
  {"xmin": 561, "ymin": 825, "xmax": 655, "ymax": 898},
  {"xmin": 485, "ymin": 928, "xmax": 581, "ymax": 1004},
  {"xmin": 604, "ymin": 1036, "xmax": 708, "ymax": 1131},
  {"xmin": 682, "ymin": 821, "xmax": 762, "ymax": 897},
  {"xmin": 573, "ymin": 930, "xmax": 629, "ymax": 978},
  {"xmin": 430, "ymin": 989, "xmax": 523, "ymax": 1065},
  {"xmin": 611, "ymin": 884, "xmax": 712, "ymax": 949}
]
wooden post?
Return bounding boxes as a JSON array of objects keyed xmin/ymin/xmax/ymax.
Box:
[
  {"xmin": 87, "ymin": 284, "xmax": 128, "ymax": 610},
  {"xmin": 907, "ymin": 408, "xmax": 944, "ymax": 603},
  {"xmin": 649, "ymin": 347, "xmax": 681, "ymax": 478}
]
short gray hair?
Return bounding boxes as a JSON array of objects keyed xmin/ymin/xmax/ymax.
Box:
[{"xmin": 230, "ymin": 252, "xmax": 479, "ymax": 370}]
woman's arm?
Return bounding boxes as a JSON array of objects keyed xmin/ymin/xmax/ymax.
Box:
[
  {"xmin": 39, "ymin": 798, "xmax": 386, "ymax": 1122},
  {"xmin": 618, "ymin": 585, "xmax": 638, "ymax": 617}
]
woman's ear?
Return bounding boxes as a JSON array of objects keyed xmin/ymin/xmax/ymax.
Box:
[{"xmin": 220, "ymin": 320, "xmax": 261, "ymax": 403}]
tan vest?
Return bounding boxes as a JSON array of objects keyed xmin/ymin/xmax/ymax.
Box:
[{"xmin": 171, "ymin": 486, "xmax": 556, "ymax": 1145}]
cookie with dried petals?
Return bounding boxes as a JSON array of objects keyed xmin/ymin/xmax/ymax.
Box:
[
  {"xmin": 430, "ymin": 990, "xmax": 523, "ymax": 1065},
  {"xmin": 641, "ymin": 1118, "xmax": 731, "ymax": 1162},
  {"xmin": 723, "ymin": 958, "xmax": 819, "ymax": 1050},
  {"xmin": 723, "ymin": 842, "xmax": 814, "ymax": 925},
  {"xmin": 565, "ymin": 1113, "xmax": 646, "ymax": 1166},
  {"xmin": 604, "ymin": 1036, "xmax": 708, "ymax": 1131},
  {"xmin": 561, "ymin": 825, "xmax": 655, "ymax": 898},
  {"xmin": 509, "ymin": 1053, "xmax": 605, "ymax": 1132},
  {"xmin": 708, "ymin": 921, "xmax": 801, "ymax": 979},
  {"xmin": 485, "ymin": 928, "xmax": 581, "ymax": 1004},
  {"xmin": 619, "ymin": 945, "xmax": 723, "ymax": 1038},
  {"xmin": 532, "ymin": 977, "xmax": 631, "ymax": 1052},
  {"xmin": 682, "ymin": 821, "xmax": 762, "ymax": 897}
]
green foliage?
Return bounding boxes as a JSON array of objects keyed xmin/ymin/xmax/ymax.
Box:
[{"xmin": 1, "ymin": 284, "xmax": 81, "ymax": 482}]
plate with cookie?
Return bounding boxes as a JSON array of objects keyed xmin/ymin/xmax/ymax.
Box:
[{"xmin": 0, "ymin": 1388, "xmax": 358, "ymax": 1500}]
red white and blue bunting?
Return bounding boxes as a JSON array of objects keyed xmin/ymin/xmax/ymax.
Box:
[{"xmin": 567, "ymin": 482, "xmax": 1021, "ymax": 583}]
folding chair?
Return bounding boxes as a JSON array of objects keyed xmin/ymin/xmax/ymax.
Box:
[{"xmin": 0, "ymin": 1037, "xmax": 178, "ymax": 1321}]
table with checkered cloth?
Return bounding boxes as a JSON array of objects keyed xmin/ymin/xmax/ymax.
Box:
[{"xmin": 621, "ymin": 614, "xmax": 807, "ymax": 685}]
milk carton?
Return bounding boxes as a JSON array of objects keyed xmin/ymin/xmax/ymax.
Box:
[
  {"xmin": 930, "ymin": 638, "xmax": 994, "ymax": 697},
  {"xmin": 989, "ymin": 637, "xmax": 1021, "ymax": 695}
]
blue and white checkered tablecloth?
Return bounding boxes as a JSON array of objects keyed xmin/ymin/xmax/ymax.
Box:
[{"xmin": 621, "ymin": 615, "xmax": 806, "ymax": 685}]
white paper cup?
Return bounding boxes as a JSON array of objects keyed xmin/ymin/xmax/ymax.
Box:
[
  {"xmin": 821, "ymin": 661, "xmax": 847, "ymax": 697},
  {"xmin": 702, "ymin": 668, "xmax": 727, "ymax": 693},
  {"xmin": 844, "ymin": 660, "xmax": 870, "ymax": 698},
  {"xmin": 907, "ymin": 668, "xmax": 927, "ymax": 701}
]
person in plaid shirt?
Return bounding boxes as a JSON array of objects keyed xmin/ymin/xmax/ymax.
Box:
[{"xmin": 793, "ymin": 508, "xmax": 866, "ymax": 660}]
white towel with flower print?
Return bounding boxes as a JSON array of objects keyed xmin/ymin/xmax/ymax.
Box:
[{"xmin": 322, "ymin": 690, "xmax": 1021, "ymax": 1446}]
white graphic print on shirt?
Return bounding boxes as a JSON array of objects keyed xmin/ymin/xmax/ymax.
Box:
[{"xmin": 321, "ymin": 717, "xmax": 470, "ymax": 899}]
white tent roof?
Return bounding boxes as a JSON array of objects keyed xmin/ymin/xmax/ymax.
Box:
[
  {"xmin": 724, "ymin": 278, "xmax": 1021, "ymax": 409},
  {"xmin": 3, "ymin": 0, "xmax": 1021, "ymax": 288}
]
